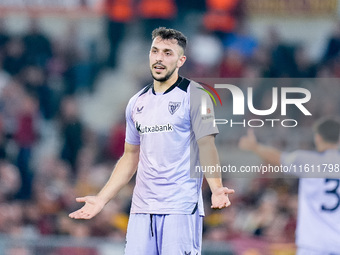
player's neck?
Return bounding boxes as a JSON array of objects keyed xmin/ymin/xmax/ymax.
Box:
[
  {"xmin": 317, "ymin": 143, "xmax": 338, "ymax": 152},
  {"xmin": 153, "ymin": 73, "xmax": 179, "ymax": 93}
]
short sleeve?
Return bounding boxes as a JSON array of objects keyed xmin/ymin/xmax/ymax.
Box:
[
  {"xmin": 190, "ymin": 83, "xmax": 219, "ymax": 141},
  {"xmin": 281, "ymin": 150, "xmax": 311, "ymax": 166},
  {"xmin": 125, "ymin": 96, "xmax": 140, "ymax": 145},
  {"xmin": 281, "ymin": 150, "xmax": 319, "ymax": 177}
]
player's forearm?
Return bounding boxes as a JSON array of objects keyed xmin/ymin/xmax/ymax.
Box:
[
  {"xmin": 198, "ymin": 136, "xmax": 223, "ymax": 193},
  {"xmin": 97, "ymin": 144, "xmax": 139, "ymax": 204},
  {"xmin": 253, "ymin": 144, "xmax": 282, "ymax": 166},
  {"xmin": 200, "ymin": 147, "xmax": 223, "ymax": 192}
]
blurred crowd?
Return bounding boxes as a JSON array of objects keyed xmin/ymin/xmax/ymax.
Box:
[{"xmin": 0, "ymin": 0, "xmax": 340, "ymax": 254}]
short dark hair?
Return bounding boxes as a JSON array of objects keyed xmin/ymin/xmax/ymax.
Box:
[
  {"xmin": 151, "ymin": 27, "xmax": 187, "ymax": 52},
  {"xmin": 313, "ymin": 117, "xmax": 340, "ymax": 144}
]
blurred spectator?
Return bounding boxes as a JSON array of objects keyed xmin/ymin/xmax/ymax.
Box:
[
  {"xmin": 138, "ymin": 0, "xmax": 177, "ymax": 38},
  {"xmin": 55, "ymin": 245, "xmax": 98, "ymax": 255},
  {"xmin": 322, "ymin": 21, "xmax": 340, "ymax": 64},
  {"xmin": 22, "ymin": 19, "xmax": 52, "ymax": 67},
  {"xmin": 14, "ymin": 95, "xmax": 38, "ymax": 199},
  {"xmin": 33, "ymin": 179, "xmax": 63, "ymax": 235},
  {"xmin": 263, "ymin": 27, "xmax": 298, "ymax": 77},
  {"xmin": 61, "ymin": 24, "xmax": 99, "ymax": 95},
  {"xmin": 22, "ymin": 66, "xmax": 54, "ymax": 119},
  {"xmin": 0, "ymin": 201, "xmax": 25, "ymax": 235},
  {"xmin": 271, "ymin": 43, "xmax": 296, "ymax": 78},
  {"xmin": 222, "ymin": 24, "xmax": 258, "ymax": 59},
  {"xmin": 186, "ymin": 28, "xmax": 223, "ymax": 77},
  {"xmin": 0, "ymin": 114, "xmax": 7, "ymax": 160},
  {"xmin": 239, "ymin": 178, "xmax": 267, "ymax": 207},
  {"xmin": 59, "ymin": 24, "xmax": 79, "ymax": 68},
  {"xmin": 3, "ymin": 37, "xmax": 26, "ymax": 76},
  {"xmin": 101, "ymin": 0, "xmax": 134, "ymax": 68},
  {"xmin": 0, "ymin": 79, "xmax": 26, "ymax": 144},
  {"xmin": 47, "ymin": 40, "xmax": 68, "ymax": 80},
  {"xmin": 0, "ymin": 19, "xmax": 9, "ymax": 53},
  {"xmin": 251, "ymin": 45, "xmax": 272, "ymax": 77},
  {"xmin": 0, "ymin": 162, "xmax": 21, "ymax": 202},
  {"xmin": 293, "ymin": 45, "xmax": 316, "ymax": 78},
  {"xmin": 176, "ymin": 0, "xmax": 205, "ymax": 13},
  {"xmin": 203, "ymin": 0, "xmax": 243, "ymax": 40},
  {"xmin": 45, "ymin": 40, "xmax": 67, "ymax": 116},
  {"xmin": 5, "ymin": 246, "xmax": 32, "ymax": 255},
  {"xmin": 219, "ymin": 48, "xmax": 245, "ymax": 77},
  {"xmin": 54, "ymin": 221, "xmax": 99, "ymax": 255},
  {"xmin": 64, "ymin": 49, "xmax": 99, "ymax": 95},
  {"xmin": 106, "ymin": 118, "xmax": 125, "ymax": 161},
  {"xmin": 175, "ymin": 0, "xmax": 205, "ymax": 22},
  {"xmin": 59, "ymin": 97, "xmax": 84, "ymax": 174},
  {"xmin": 90, "ymin": 201, "xmax": 125, "ymax": 237},
  {"xmin": 0, "ymin": 56, "xmax": 10, "ymax": 94}
]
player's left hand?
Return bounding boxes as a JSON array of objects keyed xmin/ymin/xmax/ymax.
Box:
[{"xmin": 211, "ymin": 187, "xmax": 235, "ymax": 209}]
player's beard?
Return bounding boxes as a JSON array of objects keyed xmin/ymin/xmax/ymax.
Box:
[{"xmin": 151, "ymin": 65, "xmax": 177, "ymax": 82}]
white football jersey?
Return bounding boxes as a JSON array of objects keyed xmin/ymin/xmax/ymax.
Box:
[
  {"xmin": 125, "ymin": 77, "xmax": 218, "ymax": 215},
  {"xmin": 281, "ymin": 149, "xmax": 340, "ymax": 253}
]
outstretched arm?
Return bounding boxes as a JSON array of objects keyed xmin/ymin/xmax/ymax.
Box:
[
  {"xmin": 197, "ymin": 135, "xmax": 235, "ymax": 209},
  {"xmin": 238, "ymin": 129, "xmax": 282, "ymax": 166},
  {"xmin": 69, "ymin": 142, "xmax": 140, "ymax": 219}
]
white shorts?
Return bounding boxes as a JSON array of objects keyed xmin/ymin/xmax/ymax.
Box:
[{"xmin": 124, "ymin": 210, "xmax": 203, "ymax": 255}]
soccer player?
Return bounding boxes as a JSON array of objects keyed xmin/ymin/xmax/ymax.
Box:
[
  {"xmin": 238, "ymin": 118, "xmax": 340, "ymax": 255},
  {"xmin": 69, "ymin": 27, "xmax": 235, "ymax": 255}
]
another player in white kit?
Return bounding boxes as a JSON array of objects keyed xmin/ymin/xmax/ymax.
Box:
[
  {"xmin": 238, "ymin": 118, "xmax": 340, "ymax": 255},
  {"xmin": 69, "ymin": 27, "xmax": 234, "ymax": 254}
]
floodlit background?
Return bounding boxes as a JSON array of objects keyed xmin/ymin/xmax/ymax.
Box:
[{"xmin": 0, "ymin": 0, "xmax": 339, "ymax": 254}]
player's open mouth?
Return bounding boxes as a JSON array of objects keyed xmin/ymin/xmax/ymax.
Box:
[{"xmin": 153, "ymin": 64, "xmax": 166, "ymax": 71}]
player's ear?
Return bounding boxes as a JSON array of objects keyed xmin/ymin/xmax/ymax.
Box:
[{"xmin": 177, "ymin": 55, "xmax": 186, "ymax": 68}]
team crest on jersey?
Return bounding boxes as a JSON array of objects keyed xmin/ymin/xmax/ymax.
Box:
[{"xmin": 168, "ymin": 102, "xmax": 181, "ymax": 115}]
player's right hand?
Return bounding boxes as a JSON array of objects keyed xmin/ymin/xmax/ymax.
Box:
[
  {"xmin": 238, "ymin": 129, "xmax": 258, "ymax": 152},
  {"xmin": 68, "ymin": 196, "xmax": 106, "ymax": 220}
]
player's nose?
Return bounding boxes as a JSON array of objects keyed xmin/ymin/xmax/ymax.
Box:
[{"xmin": 155, "ymin": 52, "xmax": 164, "ymax": 62}]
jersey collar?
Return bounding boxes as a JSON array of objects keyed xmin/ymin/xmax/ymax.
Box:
[{"xmin": 152, "ymin": 76, "xmax": 183, "ymax": 95}]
